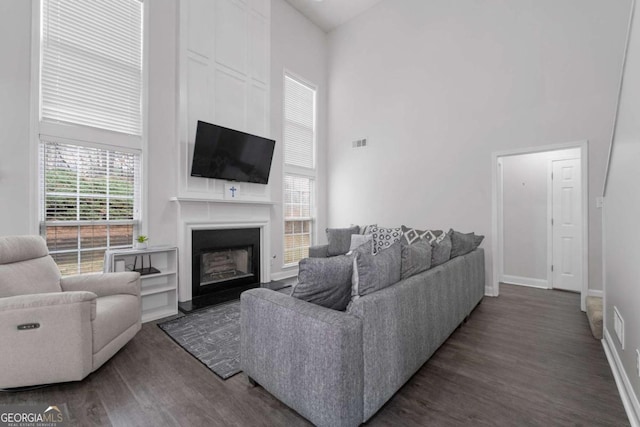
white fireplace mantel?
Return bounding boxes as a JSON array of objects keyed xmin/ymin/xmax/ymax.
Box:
[
  {"xmin": 170, "ymin": 196, "xmax": 277, "ymax": 205},
  {"xmin": 173, "ymin": 197, "xmax": 273, "ymax": 303}
]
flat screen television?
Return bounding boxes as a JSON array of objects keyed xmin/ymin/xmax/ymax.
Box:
[{"xmin": 190, "ymin": 121, "xmax": 275, "ymax": 184}]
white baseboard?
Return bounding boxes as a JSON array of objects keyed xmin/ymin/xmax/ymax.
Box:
[
  {"xmin": 603, "ymin": 328, "xmax": 640, "ymax": 427},
  {"xmin": 501, "ymin": 275, "xmax": 549, "ymax": 289},
  {"xmin": 270, "ymin": 270, "xmax": 297, "ymax": 282},
  {"xmin": 484, "ymin": 288, "xmax": 497, "ymax": 297},
  {"xmin": 588, "ymin": 289, "xmax": 604, "ymax": 298}
]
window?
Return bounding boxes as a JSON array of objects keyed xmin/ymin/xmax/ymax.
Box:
[
  {"xmin": 41, "ymin": 0, "xmax": 143, "ymax": 135},
  {"xmin": 284, "ymin": 175, "xmax": 313, "ymax": 264},
  {"xmin": 283, "ymin": 74, "xmax": 316, "ymax": 265},
  {"xmin": 38, "ymin": 0, "xmax": 144, "ymax": 274},
  {"xmin": 41, "ymin": 142, "xmax": 141, "ymax": 275}
]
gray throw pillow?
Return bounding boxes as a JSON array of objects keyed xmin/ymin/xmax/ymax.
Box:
[
  {"xmin": 351, "ymin": 239, "xmax": 401, "ymax": 299},
  {"xmin": 449, "ymin": 229, "xmax": 485, "ymax": 258},
  {"xmin": 326, "ymin": 226, "xmax": 360, "ymax": 256},
  {"xmin": 291, "ymin": 255, "xmax": 353, "ymax": 311},
  {"xmin": 431, "ymin": 231, "xmax": 452, "ymax": 267},
  {"xmin": 401, "ymin": 238, "xmax": 432, "ymax": 280},
  {"xmin": 349, "ymin": 233, "xmax": 373, "ymax": 252}
]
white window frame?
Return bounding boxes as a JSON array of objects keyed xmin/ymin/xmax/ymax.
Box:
[
  {"xmin": 31, "ymin": 0, "xmax": 149, "ymax": 273},
  {"xmin": 40, "ymin": 140, "xmax": 142, "ymax": 275},
  {"xmin": 283, "ymin": 174, "xmax": 315, "ymax": 267},
  {"xmin": 283, "ymin": 71, "xmax": 318, "ymax": 268}
]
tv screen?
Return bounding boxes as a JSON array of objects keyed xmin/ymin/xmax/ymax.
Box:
[{"xmin": 190, "ymin": 121, "xmax": 275, "ymax": 184}]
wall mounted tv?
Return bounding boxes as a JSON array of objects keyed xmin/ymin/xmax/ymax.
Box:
[{"xmin": 190, "ymin": 120, "xmax": 276, "ymax": 184}]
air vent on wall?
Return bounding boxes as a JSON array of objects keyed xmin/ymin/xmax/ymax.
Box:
[
  {"xmin": 614, "ymin": 306, "xmax": 625, "ymax": 349},
  {"xmin": 352, "ymin": 138, "xmax": 367, "ymax": 149}
]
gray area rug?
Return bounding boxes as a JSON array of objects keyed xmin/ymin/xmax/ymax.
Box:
[
  {"xmin": 158, "ymin": 285, "xmax": 292, "ymax": 380},
  {"xmin": 158, "ymin": 300, "xmax": 243, "ymax": 379}
]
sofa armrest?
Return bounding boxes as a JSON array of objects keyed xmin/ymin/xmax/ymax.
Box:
[
  {"xmin": 0, "ymin": 291, "xmax": 97, "ymax": 312},
  {"xmin": 0, "ymin": 292, "xmax": 95, "ymax": 388},
  {"xmin": 308, "ymin": 244, "xmax": 329, "ymax": 258},
  {"xmin": 60, "ymin": 272, "xmax": 140, "ymax": 297},
  {"xmin": 241, "ymin": 289, "xmax": 363, "ymax": 427}
]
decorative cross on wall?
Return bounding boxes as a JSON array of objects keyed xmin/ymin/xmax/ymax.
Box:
[{"xmin": 229, "ymin": 186, "xmax": 237, "ymax": 198}]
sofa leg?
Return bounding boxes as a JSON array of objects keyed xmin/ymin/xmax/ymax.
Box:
[{"xmin": 247, "ymin": 376, "xmax": 259, "ymax": 388}]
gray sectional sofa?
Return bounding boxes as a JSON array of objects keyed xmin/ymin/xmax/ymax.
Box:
[{"xmin": 240, "ymin": 247, "xmax": 485, "ymax": 427}]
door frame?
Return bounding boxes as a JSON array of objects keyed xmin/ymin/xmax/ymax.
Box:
[{"xmin": 491, "ymin": 140, "xmax": 589, "ymax": 311}]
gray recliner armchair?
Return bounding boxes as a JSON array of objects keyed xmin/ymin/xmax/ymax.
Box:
[{"xmin": 0, "ymin": 235, "xmax": 141, "ymax": 388}]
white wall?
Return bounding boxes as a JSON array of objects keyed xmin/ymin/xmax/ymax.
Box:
[
  {"xmin": 0, "ymin": 0, "xmax": 179, "ymax": 245},
  {"xmin": 0, "ymin": 0, "xmax": 327, "ymax": 284},
  {"xmin": 501, "ymin": 149, "xmax": 579, "ymax": 286},
  {"xmin": 502, "ymin": 152, "xmax": 551, "ymax": 282},
  {"xmin": 146, "ymin": 0, "xmax": 179, "ymax": 247},
  {"xmin": 0, "ymin": 1, "xmax": 33, "ymax": 236},
  {"xmin": 270, "ymin": 0, "xmax": 328, "ymax": 278},
  {"xmin": 603, "ymin": 0, "xmax": 640, "ymax": 418},
  {"xmin": 177, "ymin": 0, "xmax": 272, "ymax": 202},
  {"xmin": 327, "ymin": 0, "xmax": 631, "ymax": 292}
]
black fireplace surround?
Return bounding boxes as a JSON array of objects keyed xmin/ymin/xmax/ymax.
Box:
[{"xmin": 180, "ymin": 227, "xmax": 261, "ymax": 312}]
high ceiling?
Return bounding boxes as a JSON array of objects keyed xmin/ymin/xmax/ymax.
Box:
[{"xmin": 283, "ymin": 0, "xmax": 384, "ymax": 32}]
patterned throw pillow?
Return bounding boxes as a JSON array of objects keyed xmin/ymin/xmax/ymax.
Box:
[
  {"xmin": 425, "ymin": 230, "xmax": 446, "ymax": 245},
  {"xmin": 370, "ymin": 226, "xmax": 403, "ymax": 254},
  {"xmin": 401, "ymin": 225, "xmax": 429, "ymax": 245},
  {"xmin": 358, "ymin": 224, "xmax": 377, "ymax": 235},
  {"xmin": 401, "ymin": 225, "xmax": 445, "ymax": 245}
]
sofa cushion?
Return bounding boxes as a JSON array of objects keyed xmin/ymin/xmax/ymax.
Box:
[
  {"xmin": 291, "ymin": 255, "xmax": 353, "ymax": 311},
  {"xmin": 400, "ymin": 238, "xmax": 432, "ymax": 280},
  {"xmin": 351, "ymin": 240, "xmax": 401, "ymax": 299},
  {"xmin": 349, "ymin": 234, "xmax": 373, "ymax": 252},
  {"xmin": 450, "ymin": 229, "xmax": 484, "ymax": 258},
  {"xmin": 370, "ymin": 226, "xmax": 403, "ymax": 254},
  {"xmin": 431, "ymin": 231, "xmax": 452, "ymax": 267},
  {"xmin": 326, "ymin": 226, "xmax": 360, "ymax": 256}
]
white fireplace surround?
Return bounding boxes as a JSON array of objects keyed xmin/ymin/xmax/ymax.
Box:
[{"xmin": 178, "ymin": 219, "xmax": 271, "ymax": 302}]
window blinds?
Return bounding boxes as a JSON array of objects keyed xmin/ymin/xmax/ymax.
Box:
[
  {"xmin": 283, "ymin": 175, "xmax": 313, "ymax": 265},
  {"xmin": 41, "ymin": 141, "xmax": 141, "ymax": 275},
  {"xmin": 284, "ymin": 76, "xmax": 315, "ymax": 169},
  {"xmin": 41, "ymin": 0, "xmax": 143, "ymax": 136}
]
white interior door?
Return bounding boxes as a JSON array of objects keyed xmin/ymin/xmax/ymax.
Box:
[{"xmin": 551, "ymin": 159, "xmax": 582, "ymax": 292}]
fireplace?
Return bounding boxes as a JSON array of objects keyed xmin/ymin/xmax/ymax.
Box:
[
  {"xmin": 199, "ymin": 247, "xmax": 253, "ymax": 286},
  {"xmin": 184, "ymin": 227, "xmax": 261, "ymax": 311}
]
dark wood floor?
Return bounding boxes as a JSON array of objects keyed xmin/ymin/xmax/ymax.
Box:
[{"xmin": 1, "ymin": 284, "xmax": 629, "ymax": 426}]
